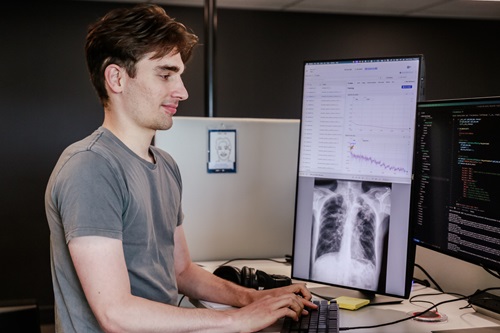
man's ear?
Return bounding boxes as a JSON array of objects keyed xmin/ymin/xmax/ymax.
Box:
[{"xmin": 104, "ymin": 64, "xmax": 125, "ymax": 94}]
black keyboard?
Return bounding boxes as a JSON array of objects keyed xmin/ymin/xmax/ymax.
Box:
[{"xmin": 280, "ymin": 299, "xmax": 339, "ymax": 333}]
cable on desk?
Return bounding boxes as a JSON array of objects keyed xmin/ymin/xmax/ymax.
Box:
[
  {"xmin": 482, "ymin": 265, "xmax": 500, "ymax": 280},
  {"xmin": 408, "ymin": 291, "xmax": 467, "ymax": 315},
  {"xmin": 414, "ymin": 263, "xmax": 444, "ymax": 292},
  {"xmin": 410, "ymin": 291, "xmax": 466, "ymax": 303},
  {"xmin": 408, "ymin": 299, "xmax": 436, "ymax": 310},
  {"xmin": 412, "ymin": 278, "xmax": 430, "ymax": 288}
]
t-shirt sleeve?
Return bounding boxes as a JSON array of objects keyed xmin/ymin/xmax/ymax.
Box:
[{"xmin": 51, "ymin": 151, "xmax": 125, "ymax": 243}]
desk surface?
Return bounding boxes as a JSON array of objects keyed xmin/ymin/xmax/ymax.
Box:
[{"xmin": 193, "ymin": 259, "xmax": 500, "ymax": 333}]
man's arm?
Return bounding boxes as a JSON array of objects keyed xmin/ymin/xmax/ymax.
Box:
[
  {"xmin": 69, "ymin": 234, "xmax": 309, "ymax": 333},
  {"xmin": 173, "ymin": 225, "xmax": 318, "ymax": 329},
  {"xmin": 68, "ymin": 235, "xmax": 233, "ymax": 332},
  {"xmin": 174, "ymin": 225, "xmax": 315, "ymax": 307}
]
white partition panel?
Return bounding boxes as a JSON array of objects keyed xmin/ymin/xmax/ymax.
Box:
[{"xmin": 155, "ymin": 117, "xmax": 300, "ymax": 261}]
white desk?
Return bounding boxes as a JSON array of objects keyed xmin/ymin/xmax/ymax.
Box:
[{"xmin": 191, "ymin": 259, "xmax": 500, "ymax": 333}]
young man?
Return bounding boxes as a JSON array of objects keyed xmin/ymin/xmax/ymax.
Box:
[{"xmin": 45, "ymin": 4, "xmax": 315, "ymax": 332}]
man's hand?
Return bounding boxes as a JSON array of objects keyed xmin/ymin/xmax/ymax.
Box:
[
  {"xmin": 248, "ymin": 282, "xmax": 316, "ymax": 306},
  {"xmin": 268, "ymin": 283, "xmax": 315, "ymax": 301},
  {"xmin": 224, "ymin": 283, "xmax": 318, "ymax": 332},
  {"xmin": 229, "ymin": 292, "xmax": 314, "ymax": 333}
]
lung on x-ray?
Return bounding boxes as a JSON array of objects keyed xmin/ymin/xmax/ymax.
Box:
[{"xmin": 311, "ymin": 179, "xmax": 391, "ymax": 291}]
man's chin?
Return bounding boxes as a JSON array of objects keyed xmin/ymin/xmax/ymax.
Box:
[{"xmin": 157, "ymin": 119, "xmax": 174, "ymax": 131}]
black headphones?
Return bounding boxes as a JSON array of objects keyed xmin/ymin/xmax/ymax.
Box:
[{"xmin": 213, "ymin": 265, "xmax": 292, "ymax": 290}]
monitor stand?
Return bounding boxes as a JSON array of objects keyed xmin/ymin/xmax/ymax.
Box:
[{"xmin": 310, "ymin": 286, "xmax": 403, "ymax": 305}]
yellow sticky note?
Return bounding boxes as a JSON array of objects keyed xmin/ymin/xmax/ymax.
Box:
[{"xmin": 335, "ymin": 296, "xmax": 370, "ymax": 310}]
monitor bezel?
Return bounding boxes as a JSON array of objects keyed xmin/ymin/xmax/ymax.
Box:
[{"xmin": 290, "ymin": 54, "xmax": 425, "ymax": 301}]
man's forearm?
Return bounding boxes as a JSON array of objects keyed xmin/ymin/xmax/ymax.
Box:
[
  {"xmin": 176, "ymin": 262, "xmax": 258, "ymax": 307},
  {"xmin": 98, "ymin": 294, "xmax": 238, "ymax": 333}
]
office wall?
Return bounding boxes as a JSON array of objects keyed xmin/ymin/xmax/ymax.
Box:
[{"xmin": 2, "ymin": 0, "xmax": 500, "ymax": 320}]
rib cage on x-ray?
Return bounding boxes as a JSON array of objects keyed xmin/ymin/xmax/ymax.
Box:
[{"xmin": 311, "ymin": 179, "xmax": 391, "ymax": 291}]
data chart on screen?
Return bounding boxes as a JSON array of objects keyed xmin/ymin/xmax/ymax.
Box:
[{"xmin": 299, "ymin": 57, "xmax": 421, "ymax": 184}]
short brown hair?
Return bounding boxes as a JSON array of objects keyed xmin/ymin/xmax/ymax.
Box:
[{"xmin": 85, "ymin": 4, "xmax": 199, "ymax": 107}]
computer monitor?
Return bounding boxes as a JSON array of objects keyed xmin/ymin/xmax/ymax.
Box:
[
  {"xmin": 290, "ymin": 55, "xmax": 425, "ymax": 304},
  {"xmin": 412, "ymin": 96, "xmax": 500, "ymax": 274}
]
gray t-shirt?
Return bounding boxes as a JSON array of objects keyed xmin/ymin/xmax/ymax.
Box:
[{"xmin": 45, "ymin": 127, "xmax": 183, "ymax": 332}]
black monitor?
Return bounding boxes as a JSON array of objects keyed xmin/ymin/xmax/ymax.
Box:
[
  {"xmin": 290, "ymin": 55, "xmax": 424, "ymax": 304},
  {"xmin": 412, "ymin": 96, "xmax": 500, "ymax": 274}
]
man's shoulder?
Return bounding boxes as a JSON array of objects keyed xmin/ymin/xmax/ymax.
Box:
[
  {"xmin": 59, "ymin": 127, "xmax": 103, "ymax": 153},
  {"xmin": 50, "ymin": 129, "xmax": 122, "ymax": 180},
  {"xmin": 61, "ymin": 127, "xmax": 129, "ymax": 163}
]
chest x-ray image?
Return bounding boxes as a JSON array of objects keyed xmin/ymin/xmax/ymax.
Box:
[{"xmin": 311, "ymin": 179, "xmax": 391, "ymax": 291}]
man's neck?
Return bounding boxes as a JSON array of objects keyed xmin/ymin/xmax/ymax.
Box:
[{"xmin": 102, "ymin": 117, "xmax": 156, "ymax": 163}]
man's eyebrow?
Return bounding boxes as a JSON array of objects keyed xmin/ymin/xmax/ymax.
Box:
[{"xmin": 155, "ymin": 65, "xmax": 181, "ymax": 73}]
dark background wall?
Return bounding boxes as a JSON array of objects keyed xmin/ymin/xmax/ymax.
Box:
[{"xmin": 1, "ymin": 0, "xmax": 500, "ymax": 321}]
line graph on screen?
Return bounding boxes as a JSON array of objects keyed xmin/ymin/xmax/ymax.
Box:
[{"xmin": 343, "ymin": 136, "xmax": 412, "ymax": 178}]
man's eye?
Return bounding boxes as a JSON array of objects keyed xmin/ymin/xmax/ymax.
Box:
[{"xmin": 160, "ymin": 75, "xmax": 171, "ymax": 80}]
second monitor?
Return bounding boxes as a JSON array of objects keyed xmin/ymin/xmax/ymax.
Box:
[{"xmin": 413, "ymin": 97, "xmax": 500, "ymax": 276}]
